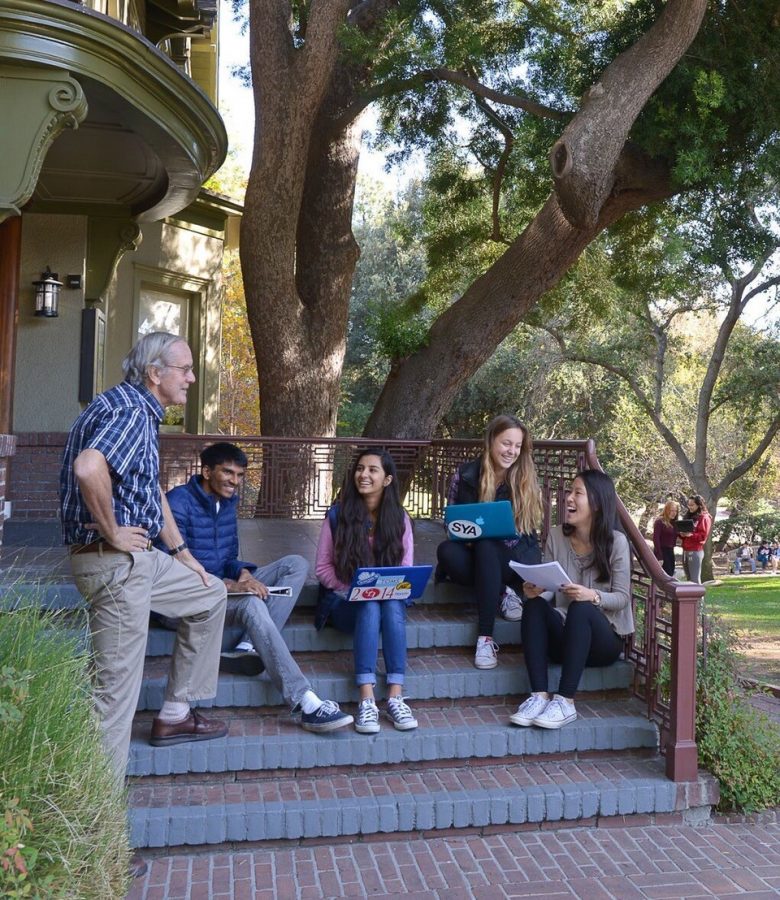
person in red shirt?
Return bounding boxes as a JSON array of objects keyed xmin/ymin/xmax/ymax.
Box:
[{"xmin": 681, "ymin": 494, "xmax": 712, "ymax": 584}]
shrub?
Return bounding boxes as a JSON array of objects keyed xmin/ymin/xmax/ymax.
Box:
[
  {"xmin": 696, "ymin": 616, "xmax": 780, "ymax": 813},
  {"xmin": 0, "ymin": 606, "xmax": 130, "ymax": 898}
]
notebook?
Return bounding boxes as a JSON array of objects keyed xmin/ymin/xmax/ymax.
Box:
[
  {"xmin": 347, "ymin": 565, "xmax": 433, "ymax": 602},
  {"xmin": 444, "ymin": 500, "xmax": 518, "ymax": 541}
]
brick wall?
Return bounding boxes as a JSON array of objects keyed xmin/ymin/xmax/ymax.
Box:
[
  {"xmin": 0, "ymin": 432, "xmax": 18, "ymax": 545},
  {"xmin": 7, "ymin": 432, "xmax": 65, "ymax": 520}
]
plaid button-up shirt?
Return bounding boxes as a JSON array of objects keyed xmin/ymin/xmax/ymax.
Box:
[{"xmin": 60, "ymin": 381, "xmax": 165, "ymax": 545}]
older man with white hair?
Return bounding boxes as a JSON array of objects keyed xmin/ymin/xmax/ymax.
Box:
[{"xmin": 60, "ymin": 332, "xmax": 228, "ymax": 791}]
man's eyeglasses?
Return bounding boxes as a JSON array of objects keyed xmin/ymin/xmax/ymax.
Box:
[{"xmin": 164, "ymin": 364, "xmax": 196, "ymax": 375}]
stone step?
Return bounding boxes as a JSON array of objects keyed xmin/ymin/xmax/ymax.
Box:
[
  {"xmin": 137, "ymin": 650, "xmax": 634, "ymax": 711},
  {"xmin": 0, "ymin": 575, "xmax": 472, "ymax": 611},
  {"xmin": 127, "ymin": 756, "xmax": 718, "ymax": 849},
  {"xmin": 127, "ymin": 698, "xmax": 657, "ymax": 777},
  {"xmin": 144, "ymin": 605, "xmax": 523, "ymax": 656}
]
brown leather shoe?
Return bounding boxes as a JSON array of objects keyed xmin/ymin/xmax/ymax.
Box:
[
  {"xmin": 128, "ymin": 852, "xmax": 148, "ymax": 878},
  {"xmin": 149, "ymin": 710, "xmax": 228, "ymax": 747}
]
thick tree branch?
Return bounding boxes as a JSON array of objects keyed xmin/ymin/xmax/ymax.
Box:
[
  {"xmin": 712, "ymin": 411, "xmax": 780, "ymax": 498},
  {"xmin": 473, "ymin": 95, "xmax": 514, "ymax": 244},
  {"xmin": 550, "ymin": 0, "xmax": 707, "ymax": 228},
  {"xmin": 330, "ymin": 67, "xmax": 567, "ymax": 134}
]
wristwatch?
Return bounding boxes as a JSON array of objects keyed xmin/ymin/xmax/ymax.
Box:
[
  {"xmin": 592, "ymin": 591, "xmax": 602, "ymax": 607},
  {"xmin": 170, "ymin": 542, "xmax": 188, "ymax": 556}
]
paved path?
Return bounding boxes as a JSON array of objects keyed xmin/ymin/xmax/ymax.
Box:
[{"xmin": 128, "ymin": 820, "xmax": 780, "ymax": 898}]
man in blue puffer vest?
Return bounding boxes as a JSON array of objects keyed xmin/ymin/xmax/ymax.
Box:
[{"xmin": 161, "ymin": 442, "xmax": 352, "ymax": 733}]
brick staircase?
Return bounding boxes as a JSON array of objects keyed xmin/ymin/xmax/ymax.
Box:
[
  {"xmin": 125, "ymin": 520, "xmax": 717, "ymax": 852},
  {"xmin": 0, "ymin": 519, "xmax": 718, "ymax": 854}
]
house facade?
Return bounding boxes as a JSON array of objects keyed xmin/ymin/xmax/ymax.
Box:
[{"xmin": 0, "ymin": 0, "xmax": 238, "ymax": 546}]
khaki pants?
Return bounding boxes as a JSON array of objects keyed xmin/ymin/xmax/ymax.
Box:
[{"xmin": 70, "ymin": 546, "xmax": 227, "ymax": 779}]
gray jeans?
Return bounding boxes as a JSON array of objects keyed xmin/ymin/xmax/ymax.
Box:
[
  {"xmin": 159, "ymin": 555, "xmax": 311, "ymax": 709},
  {"xmin": 229, "ymin": 554, "xmax": 309, "ymax": 707},
  {"xmin": 232, "ymin": 554, "xmax": 308, "ymax": 637},
  {"xmin": 683, "ymin": 549, "xmax": 704, "ymax": 584}
]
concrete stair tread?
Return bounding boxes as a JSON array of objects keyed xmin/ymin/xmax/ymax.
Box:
[
  {"xmin": 145, "ymin": 603, "xmax": 524, "ymax": 655},
  {"xmin": 127, "ymin": 698, "xmax": 657, "ymax": 776},
  {"xmin": 137, "ymin": 650, "xmax": 634, "ymax": 711},
  {"xmin": 127, "ymin": 755, "xmax": 718, "ymax": 848}
]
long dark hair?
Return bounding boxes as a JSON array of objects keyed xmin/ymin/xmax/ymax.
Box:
[
  {"xmin": 562, "ymin": 469, "xmax": 618, "ymax": 582},
  {"xmin": 684, "ymin": 494, "xmax": 706, "ymax": 520},
  {"xmin": 333, "ymin": 448, "xmax": 407, "ymax": 584}
]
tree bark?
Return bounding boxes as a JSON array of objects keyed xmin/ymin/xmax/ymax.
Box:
[{"xmin": 241, "ymin": 0, "xmax": 356, "ymax": 437}]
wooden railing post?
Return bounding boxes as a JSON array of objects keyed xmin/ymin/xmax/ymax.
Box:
[{"xmin": 666, "ymin": 583, "xmax": 703, "ymax": 781}]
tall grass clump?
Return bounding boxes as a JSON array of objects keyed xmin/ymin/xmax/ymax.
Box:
[{"xmin": 0, "ymin": 604, "xmax": 130, "ymax": 898}]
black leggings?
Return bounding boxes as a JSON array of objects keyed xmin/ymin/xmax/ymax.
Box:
[
  {"xmin": 521, "ymin": 595, "xmax": 624, "ymax": 699},
  {"xmin": 436, "ymin": 535, "xmax": 540, "ymax": 636},
  {"xmin": 660, "ymin": 547, "xmax": 675, "ymax": 577}
]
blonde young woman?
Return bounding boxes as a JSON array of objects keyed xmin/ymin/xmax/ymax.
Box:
[
  {"xmin": 436, "ymin": 415, "xmax": 543, "ymax": 669},
  {"xmin": 652, "ymin": 500, "xmax": 680, "ymax": 577}
]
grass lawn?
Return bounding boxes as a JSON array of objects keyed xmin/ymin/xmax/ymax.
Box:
[{"xmin": 705, "ymin": 576, "xmax": 780, "ymax": 636}]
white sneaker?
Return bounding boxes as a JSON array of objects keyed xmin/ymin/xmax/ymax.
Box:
[
  {"xmin": 355, "ymin": 698, "xmax": 380, "ymax": 734},
  {"xmin": 474, "ymin": 637, "xmax": 499, "ymax": 669},
  {"xmin": 386, "ymin": 696, "xmax": 418, "ymax": 731},
  {"xmin": 234, "ymin": 640, "xmax": 255, "ymax": 653},
  {"xmin": 509, "ymin": 693, "xmax": 549, "ymax": 727},
  {"xmin": 500, "ymin": 587, "xmax": 524, "ymax": 621},
  {"xmin": 533, "ymin": 695, "xmax": 577, "ymax": 729}
]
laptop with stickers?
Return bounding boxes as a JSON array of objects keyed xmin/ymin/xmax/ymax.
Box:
[
  {"xmin": 347, "ymin": 565, "xmax": 433, "ymax": 602},
  {"xmin": 444, "ymin": 500, "xmax": 518, "ymax": 541}
]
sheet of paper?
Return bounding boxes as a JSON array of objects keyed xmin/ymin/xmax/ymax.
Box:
[
  {"xmin": 227, "ymin": 585, "xmax": 292, "ymax": 597},
  {"xmin": 509, "ymin": 561, "xmax": 572, "ymax": 593}
]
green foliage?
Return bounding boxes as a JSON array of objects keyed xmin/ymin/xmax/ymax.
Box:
[
  {"xmin": 0, "ymin": 606, "xmax": 130, "ymax": 898},
  {"xmin": 695, "ymin": 617, "xmax": 780, "ymax": 813},
  {"xmin": 712, "ymin": 513, "xmax": 780, "ymax": 546}
]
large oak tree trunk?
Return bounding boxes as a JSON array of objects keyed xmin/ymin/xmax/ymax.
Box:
[{"xmin": 241, "ymin": 0, "xmax": 356, "ymax": 437}]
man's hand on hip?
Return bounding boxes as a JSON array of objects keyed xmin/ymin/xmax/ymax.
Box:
[{"xmin": 87, "ymin": 523, "xmax": 150, "ymax": 553}]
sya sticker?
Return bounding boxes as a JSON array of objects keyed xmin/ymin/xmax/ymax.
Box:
[{"xmin": 447, "ymin": 519, "xmax": 482, "ymax": 538}]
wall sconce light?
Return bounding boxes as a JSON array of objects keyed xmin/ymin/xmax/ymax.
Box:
[{"xmin": 33, "ymin": 267, "xmax": 62, "ymax": 318}]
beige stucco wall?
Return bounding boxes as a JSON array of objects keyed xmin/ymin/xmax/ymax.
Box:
[
  {"xmin": 14, "ymin": 212, "xmax": 224, "ymax": 435},
  {"xmin": 106, "ymin": 218, "xmax": 223, "ymax": 432},
  {"xmin": 14, "ymin": 214, "xmax": 88, "ymax": 432}
]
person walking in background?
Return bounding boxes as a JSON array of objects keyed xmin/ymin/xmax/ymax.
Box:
[
  {"xmin": 315, "ymin": 448, "xmax": 418, "ymax": 734},
  {"xmin": 652, "ymin": 499, "xmax": 679, "ymax": 577},
  {"xmin": 435, "ymin": 415, "xmax": 542, "ymax": 669},
  {"xmin": 511, "ymin": 470, "xmax": 633, "ymax": 730},
  {"xmin": 680, "ymin": 494, "xmax": 712, "ymax": 584}
]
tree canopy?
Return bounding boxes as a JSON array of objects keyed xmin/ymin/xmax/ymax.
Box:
[{"xmin": 236, "ymin": 0, "xmax": 780, "ymax": 444}]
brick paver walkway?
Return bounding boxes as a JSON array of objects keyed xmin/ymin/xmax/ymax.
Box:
[{"xmin": 127, "ymin": 820, "xmax": 780, "ymax": 898}]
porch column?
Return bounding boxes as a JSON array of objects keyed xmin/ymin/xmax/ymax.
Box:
[{"xmin": 0, "ymin": 215, "xmax": 21, "ymax": 545}]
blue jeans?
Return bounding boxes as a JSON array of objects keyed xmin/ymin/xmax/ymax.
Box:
[{"xmin": 327, "ymin": 596, "xmax": 408, "ymax": 687}]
